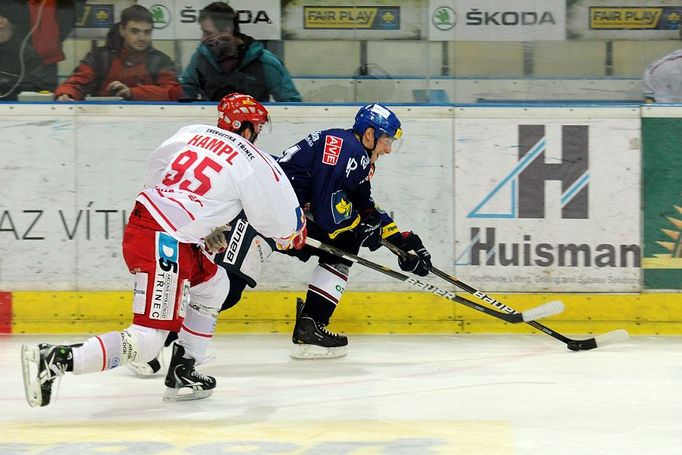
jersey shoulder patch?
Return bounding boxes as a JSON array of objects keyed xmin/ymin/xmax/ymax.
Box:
[{"xmin": 322, "ymin": 134, "xmax": 344, "ymax": 166}]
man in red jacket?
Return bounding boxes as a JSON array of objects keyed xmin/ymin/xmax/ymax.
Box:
[{"xmin": 55, "ymin": 5, "xmax": 181, "ymax": 101}]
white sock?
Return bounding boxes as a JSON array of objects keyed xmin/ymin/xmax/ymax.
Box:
[
  {"xmin": 178, "ymin": 306, "xmax": 216, "ymax": 362},
  {"xmin": 72, "ymin": 331, "xmax": 122, "ymax": 374},
  {"xmin": 177, "ymin": 268, "xmax": 229, "ymax": 362},
  {"xmin": 71, "ymin": 325, "xmax": 167, "ymax": 374}
]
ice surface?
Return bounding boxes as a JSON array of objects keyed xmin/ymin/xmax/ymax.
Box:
[{"xmin": 1, "ymin": 333, "xmax": 680, "ymax": 454}]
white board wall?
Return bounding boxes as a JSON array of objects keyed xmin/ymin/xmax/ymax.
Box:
[
  {"xmin": 0, "ymin": 104, "xmax": 452, "ymax": 291},
  {"xmin": 0, "ymin": 104, "xmax": 640, "ymax": 292}
]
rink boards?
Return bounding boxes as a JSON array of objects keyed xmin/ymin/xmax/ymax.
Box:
[
  {"xmin": 1, "ymin": 290, "xmax": 680, "ymax": 335},
  {"xmin": 1, "ymin": 103, "xmax": 682, "ymax": 334}
]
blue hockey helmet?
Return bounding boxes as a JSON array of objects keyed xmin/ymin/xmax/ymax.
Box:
[{"xmin": 352, "ymin": 103, "xmax": 403, "ymax": 145}]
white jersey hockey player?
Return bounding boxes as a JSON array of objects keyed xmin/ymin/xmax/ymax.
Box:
[
  {"xmin": 138, "ymin": 123, "xmax": 303, "ymax": 245},
  {"xmin": 21, "ymin": 93, "xmax": 307, "ymax": 407}
]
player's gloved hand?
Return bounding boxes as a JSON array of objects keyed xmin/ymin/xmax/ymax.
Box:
[
  {"xmin": 355, "ymin": 211, "xmax": 383, "ymax": 251},
  {"xmin": 204, "ymin": 226, "xmax": 228, "ymax": 253},
  {"xmin": 389, "ymin": 231, "xmax": 432, "ymax": 276}
]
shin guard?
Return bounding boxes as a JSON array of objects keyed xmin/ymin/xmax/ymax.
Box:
[{"xmin": 304, "ymin": 263, "xmax": 349, "ymax": 325}]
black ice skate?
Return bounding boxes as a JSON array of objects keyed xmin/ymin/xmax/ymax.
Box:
[
  {"xmin": 291, "ymin": 298, "xmax": 348, "ymax": 359},
  {"xmin": 163, "ymin": 343, "xmax": 216, "ymax": 401},
  {"xmin": 21, "ymin": 343, "xmax": 73, "ymax": 407}
]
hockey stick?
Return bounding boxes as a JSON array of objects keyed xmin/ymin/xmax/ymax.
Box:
[
  {"xmin": 305, "ymin": 237, "xmax": 563, "ymax": 324},
  {"xmin": 380, "ymin": 240, "xmax": 628, "ymax": 351}
]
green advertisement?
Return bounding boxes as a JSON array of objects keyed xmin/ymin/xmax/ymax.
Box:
[{"xmin": 642, "ymin": 116, "xmax": 682, "ymax": 289}]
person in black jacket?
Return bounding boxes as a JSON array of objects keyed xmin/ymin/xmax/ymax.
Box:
[
  {"xmin": 0, "ymin": 7, "xmax": 54, "ymax": 100},
  {"xmin": 2, "ymin": 0, "xmax": 86, "ymax": 88}
]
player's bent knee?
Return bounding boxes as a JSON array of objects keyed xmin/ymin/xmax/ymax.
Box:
[
  {"xmin": 125, "ymin": 324, "xmax": 168, "ymax": 364},
  {"xmin": 190, "ymin": 268, "xmax": 230, "ymax": 314}
]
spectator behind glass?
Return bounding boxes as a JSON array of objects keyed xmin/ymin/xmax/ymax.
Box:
[
  {"xmin": 182, "ymin": 1, "xmax": 302, "ymax": 102},
  {"xmin": 643, "ymin": 25, "xmax": 682, "ymax": 103},
  {"xmin": 0, "ymin": 7, "xmax": 54, "ymax": 100},
  {"xmin": 55, "ymin": 5, "xmax": 181, "ymax": 101},
  {"xmin": 4, "ymin": 0, "xmax": 86, "ymax": 89}
]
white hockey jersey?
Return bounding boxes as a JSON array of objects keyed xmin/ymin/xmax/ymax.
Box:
[{"xmin": 137, "ymin": 124, "xmax": 302, "ymax": 245}]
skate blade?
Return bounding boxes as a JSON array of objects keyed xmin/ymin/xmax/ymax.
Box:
[
  {"xmin": 21, "ymin": 345, "xmax": 42, "ymax": 407},
  {"xmin": 290, "ymin": 344, "xmax": 348, "ymax": 360},
  {"xmin": 163, "ymin": 387, "xmax": 214, "ymax": 402}
]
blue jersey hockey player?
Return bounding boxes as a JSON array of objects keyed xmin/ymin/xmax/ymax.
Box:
[{"xmin": 277, "ymin": 103, "xmax": 433, "ymax": 359}]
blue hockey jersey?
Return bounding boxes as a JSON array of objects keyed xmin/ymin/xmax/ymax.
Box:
[{"xmin": 278, "ymin": 128, "xmax": 397, "ymax": 239}]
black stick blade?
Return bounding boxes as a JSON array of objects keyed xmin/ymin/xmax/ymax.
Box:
[{"xmin": 567, "ymin": 329, "xmax": 629, "ymax": 351}]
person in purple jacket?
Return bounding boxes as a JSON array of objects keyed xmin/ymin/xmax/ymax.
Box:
[{"xmin": 277, "ymin": 103, "xmax": 433, "ymax": 359}]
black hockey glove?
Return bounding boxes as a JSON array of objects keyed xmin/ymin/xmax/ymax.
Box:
[
  {"xmin": 355, "ymin": 211, "xmax": 383, "ymax": 251},
  {"xmin": 388, "ymin": 231, "xmax": 432, "ymax": 276}
]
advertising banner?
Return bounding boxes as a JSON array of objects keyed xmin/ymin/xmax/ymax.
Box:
[
  {"xmin": 137, "ymin": 0, "xmax": 281, "ymax": 40},
  {"xmin": 454, "ymin": 108, "xmax": 641, "ymax": 292},
  {"xmin": 641, "ymin": 109, "xmax": 682, "ymax": 289},
  {"xmin": 428, "ymin": 0, "xmax": 566, "ymax": 41},
  {"xmin": 72, "ymin": 3, "xmax": 117, "ymax": 38},
  {"xmin": 568, "ymin": 0, "xmax": 682, "ymax": 40},
  {"xmin": 281, "ymin": 1, "xmax": 423, "ymax": 40},
  {"xmin": 303, "ymin": 6, "xmax": 400, "ymax": 30}
]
